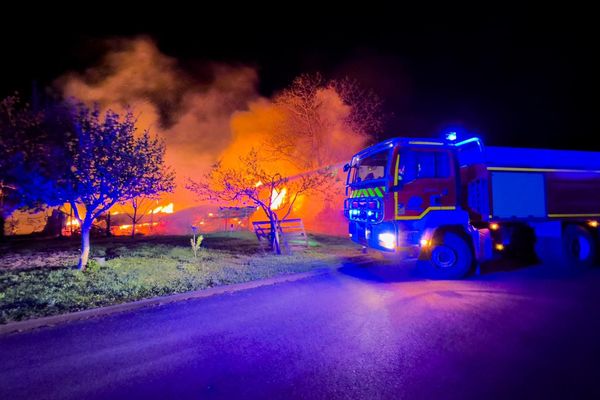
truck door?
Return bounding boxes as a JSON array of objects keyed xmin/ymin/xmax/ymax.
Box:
[{"xmin": 394, "ymin": 148, "xmax": 457, "ymax": 219}]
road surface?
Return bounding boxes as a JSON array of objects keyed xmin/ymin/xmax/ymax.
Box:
[{"xmin": 2, "ymin": 260, "xmax": 600, "ymax": 399}]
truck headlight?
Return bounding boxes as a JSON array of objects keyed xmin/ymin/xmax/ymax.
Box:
[{"xmin": 378, "ymin": 232, "xmax": 396, "ymax": 250}]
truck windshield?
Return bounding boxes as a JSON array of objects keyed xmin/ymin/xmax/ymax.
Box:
[{"xmin": 351, "ymin": 150, "xmax": 389, "ymax": 184}]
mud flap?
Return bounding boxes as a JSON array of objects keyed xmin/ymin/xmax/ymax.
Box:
[{"xmin": 474, "ymin": 228, "xmax": 492, "ymax": 264}]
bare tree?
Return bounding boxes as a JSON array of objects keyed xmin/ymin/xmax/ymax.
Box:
[
  {"xmin": 270, "ymin": 73, "xmax": 382, "ymax": 170},
  {"xmin": 123, "ymin": 196, "xmax": 160, "ymax": 238},
  {"xmin": 187, "ymin": 150, "xmax": 329, "ymax": 254},
  {"xmin": 188, "ymin": 73, "xmax": 381, "ymax": 254}
]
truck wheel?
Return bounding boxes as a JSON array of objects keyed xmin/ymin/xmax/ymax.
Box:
[
  {"xmin": 420, "ymin": 232, "xmax": 473, "ymax": 279},
  {"xmin": 563, "ymin": 225, "xmax": 597, "ymax": 268}
]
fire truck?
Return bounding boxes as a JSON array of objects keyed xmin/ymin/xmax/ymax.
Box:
[{"xmin": 344, "ymin": 135, "xmax": 600, "ymax": 278}]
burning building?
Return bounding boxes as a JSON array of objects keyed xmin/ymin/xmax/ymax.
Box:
[{"xmin": 3, "ymin": 38, "xmax": 375, "ymax": 238}]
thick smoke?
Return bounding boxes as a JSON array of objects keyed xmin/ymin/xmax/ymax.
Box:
[
  {"xmin": 56, "ymin": 37, "xmax": 259, "ymax": 209},
  {"xmin": 55, "ymin": 37, "xmax": 368, "ymax": 235}
]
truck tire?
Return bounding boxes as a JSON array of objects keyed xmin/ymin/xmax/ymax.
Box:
[
  {"xmin": 562, "ymin": 225, "xmax": 597, "ymax": 268},
  {"xmin": 420, "ymin": 231, "xmax": 474, "ymax": 279}
]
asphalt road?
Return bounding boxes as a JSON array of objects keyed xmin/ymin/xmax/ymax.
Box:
[{"xmin": 2, "ymin": 260, "xmax": 600, "ymax": 399}]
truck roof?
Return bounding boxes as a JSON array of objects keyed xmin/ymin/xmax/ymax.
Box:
[
  {"xmin": 353, "ymin": 137, "xmax": 447, "ymax": 159},
  {"xmin": 486, "ymin": 146, "xmax": 600, "ymax": 171},
  {"xmin": 354, "ymin": 137, "xmax": 600, "ymax": 172}
]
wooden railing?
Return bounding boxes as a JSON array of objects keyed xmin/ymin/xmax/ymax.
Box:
[{"xmin": 252, "ymin": 218, "xmax": 308, "ymax": 253}]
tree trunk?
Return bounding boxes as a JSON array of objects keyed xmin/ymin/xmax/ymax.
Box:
[
  {"xmin": 78, "ymin": 222, "xmax": 91, "ymax": 270},
  {"xmin": 131, "ymin": 207, "xmax": 137, "ymax": 238},
  {"xmin": 270, "ymin": 212, "xmax": 281, "ymax": 255},
  {"xmin": 0, "ymin": 214, "xmax": 5, "ymax": 241},
  {"xmin": 106, "ymin": 212, "xmax": 111, "ymax": 237}
]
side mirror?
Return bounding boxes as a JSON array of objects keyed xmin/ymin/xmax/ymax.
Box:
[{"xmin": 343, "ymin": 163, "xmax": 350, "ymax": 172}]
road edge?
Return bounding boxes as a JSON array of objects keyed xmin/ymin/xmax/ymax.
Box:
[{"xmin": 0, "ymin": 267, "xmax": 332, "ymax": 336}]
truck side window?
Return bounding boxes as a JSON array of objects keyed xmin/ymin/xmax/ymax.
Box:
[
  {"xmin": 417, "ymin": 151, "xmax": 450, "ymax": 178},
  {"xmin": 399, "ymin": 150, "xmax": 450, "ymax": 183},
  {"xmin": 398, "ymin": 151, "xmax": 417, "ymax": 183},
  {"xmin": 417, "ymin": 152, "xmax": 436, "ymax": 178},
  {"xmin": 435, "ymin": 152, "xmax": 450, "ymax": 177}
]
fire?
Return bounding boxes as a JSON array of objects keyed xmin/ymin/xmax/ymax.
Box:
[
  {"xmin": 66, "ymin": 219, "xmax": 80, "ymax": 227},
  {"xmin": 118, "ymin": 222, "xmax": 159, "ymax": 230},
  {"xmin": 271, "ymin": 188, "xmax": 287, "ymax": 210},
  {"xmin": 151, "ymin": 203, "xmax": 174, "ymax": 214}
]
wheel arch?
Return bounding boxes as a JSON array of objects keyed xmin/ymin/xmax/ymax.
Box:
[
  {"xmin": 431, "ymin": 225, "xmax": 475, "ymax": 252},
  {"xmin": 420, "ymin": 224, "xmax": 476, "ymax": 262},
  {"xmin": 561, "ymin": 221, "xmax": 599, "ymax": 266},
  {"xmin": 418, "ymin": 224, "xmax": 476, "ymax": 279},
  {"xmin": 561, "ymin": 221, "xmax": 598, "ymax": 237}
]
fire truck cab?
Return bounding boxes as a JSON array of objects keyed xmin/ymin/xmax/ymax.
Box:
[{"xmin": 344, "ymin": 136, "xmax": 600, "ymax": 279}]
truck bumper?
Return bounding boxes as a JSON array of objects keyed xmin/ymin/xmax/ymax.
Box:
[{"xmin": 349, "ymin": 221, "xmax": 421, "ymax": 257}]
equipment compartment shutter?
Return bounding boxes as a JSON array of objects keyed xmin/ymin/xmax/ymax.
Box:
[{"xmin": 491, "ymin": 172, "xmax": 546, "ymax": 218}]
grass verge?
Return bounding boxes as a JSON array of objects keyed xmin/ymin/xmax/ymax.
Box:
[{"xmin": 0, "ymin": 232, "xmax": 359, "ymax": 324}]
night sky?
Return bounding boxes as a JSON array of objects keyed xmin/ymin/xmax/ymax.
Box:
[{"xmin": 2, "ymin": 6, "xmax": 595, "ymax": 150}]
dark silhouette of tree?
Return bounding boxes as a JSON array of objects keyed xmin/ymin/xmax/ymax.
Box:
[
  {"xmin": 187, "ymin": 149, "xmax": 328, "ymax": 254},
  {"xmin": 270, "ymin": 73, "xmax": 382, "ymax": 170},
  {"xmin": 123, "ymin": 196, "xmax": 165, "ymax": 238},
  {"xmin": 0, "ymin": 95, "xmax": 67, "ymax": 240},
  {"xmin": 188, "ymin": 73, "xmax": 381, "ymax": 254}
]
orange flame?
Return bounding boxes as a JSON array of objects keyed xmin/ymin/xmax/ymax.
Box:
[
  {"xmin": 271, "ymin": 188, "xmax": 287, "ymax": 210},
  {"xmin": 118, "ymin": 222, "xmax": 160, "ymax": 230},
  {"xmin": 152, "ymin": 203, "xmax": 174, "ymax": 214},
  {"xmin": 66, "ymin": 219, "xmax": 80, "ymax": 227}
]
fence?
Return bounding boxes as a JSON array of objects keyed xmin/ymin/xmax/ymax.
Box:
[{"xmin": 252, "ymin": 218, "xmax": 308, "ymax": 253}]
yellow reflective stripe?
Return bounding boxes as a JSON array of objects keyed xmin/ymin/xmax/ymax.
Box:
[
  {"xmin": 394, "ymin": 155, "xmax": 399, "ymax": 218},
  {"xmin": 548, "ymin": 213, "xmax": 600, "ymax": 218},
  {"xmin": 488, "ymin": 167, "xmax": 600, "ymax": 174},
  {"xmin": 408, "ymin": 141, "xmax": 444, "ymax": 146},
  {"xmin": 395, "ymin": 206, "xmax": 456, "ymax": 220},
  {"xmin": 353, "ymin": 187, "xmax": 385, "ymax": 198}
]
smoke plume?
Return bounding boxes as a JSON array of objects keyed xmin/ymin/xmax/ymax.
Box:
[
  {"xmin": 56, "ymin": 37, "xmax": 259, "ymax": 209},
  {"xmin": 56, "ymin": 37, "xmax": 369, "ymax": 235}
]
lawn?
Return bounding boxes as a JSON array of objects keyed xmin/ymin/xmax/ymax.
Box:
[{"xmin": 0, "ymin": 232, "xmax": 360, "ymax": 324}]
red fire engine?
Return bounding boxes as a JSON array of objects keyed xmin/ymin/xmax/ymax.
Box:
[{"xmin": 344, "ymin": 135, "xmax": 600, "ymax": 278}]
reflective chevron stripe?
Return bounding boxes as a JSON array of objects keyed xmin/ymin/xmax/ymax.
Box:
[{"xmin": 351, "ymin": 186, "xmax": 385, "ymax": 198}]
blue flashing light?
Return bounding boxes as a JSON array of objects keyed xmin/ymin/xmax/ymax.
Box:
[
  {"xmin": 455, "ymin": 137, "xmax": 481, "ymax": 147},
  {"xmin": 445, "ymin": 131, "xmax": 457, "ymax": 141}
]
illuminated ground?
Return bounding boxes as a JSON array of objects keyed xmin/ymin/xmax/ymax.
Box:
[{"xmin": 1, "ymin": 260, "xmax": 599, "ymax": 399}]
